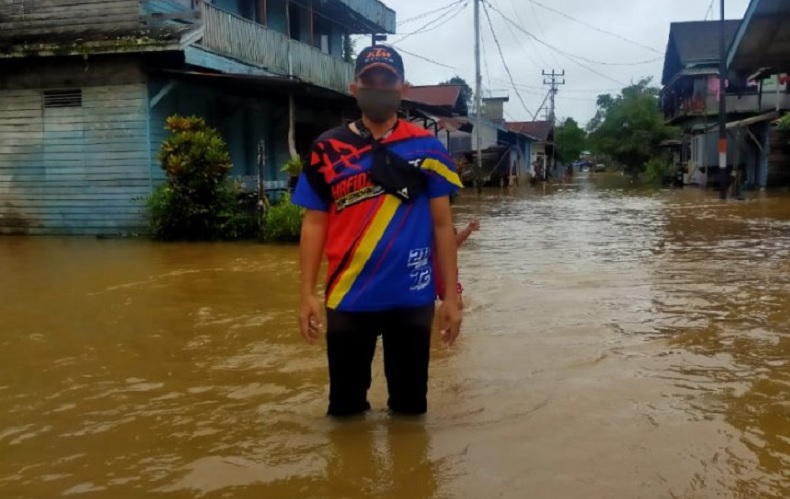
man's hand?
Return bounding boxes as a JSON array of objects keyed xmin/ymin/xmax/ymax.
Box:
[
  {"xmin": 468, "ymin": 218, "xmax": 481, "ymax": 232},
  {"xmin": 438, "ymin": 298, "xmax": 462, "ymax": 346},
  {"xmin": 299, "ymin": 295, "xmax": 323, "ymax": 344}
]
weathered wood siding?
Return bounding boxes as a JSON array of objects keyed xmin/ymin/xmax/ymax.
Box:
[
  {"xmin": 0, "ymin": 60, "xmax": 150, "ymax": 235},
  {"xmin": 199, "ymin": 2, "xmax": 353, "ymax": 94},
  {"xmin": 0, "ymin": 0, "xmax": 141, "ymax": 40}
]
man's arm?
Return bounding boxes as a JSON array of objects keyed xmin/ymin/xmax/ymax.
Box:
[
  {"xmin": 431, "ymin": 196, "xmax": 458, "ymax": 302},
  {"xmin": 300, "ymin": 210, "xmax": 328, "ymax": 296},
  {"xmin": 431, "ymin": 196, "xmax": 462, "ymax": 344},
  {"xmin": 299, "ymin": 210, "xmax": 328, "ymax": 343}
]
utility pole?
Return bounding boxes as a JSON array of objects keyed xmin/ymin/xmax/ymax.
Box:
[
  {"xmin": 718, "ymin": 0, "xmax": 729, "ymax": 199},
  {"xmin": 543, "ymin": 70, "xmax": 565, "ymax": 181},
  {"xmin": 473, "ymin": 0, "xmax": 483, "ymax": 194},
  {"xmin": 543, "ymin": 69, "xmax": 565, "ymax": 125}
]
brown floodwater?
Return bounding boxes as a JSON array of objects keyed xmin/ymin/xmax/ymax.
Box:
[{"xmin": 1, "ymin": 174, "xmax": 789, "ymax": 499}]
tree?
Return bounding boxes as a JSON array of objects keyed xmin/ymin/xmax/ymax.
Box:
[
  {"xmin": 343, "ymin": 35, "xmax": 357, "ymax": 63},
  {"xmin": 587, "ymin": 77, "xmax": 680, "ymax": 175},
  {"xmin": 586, "ymin": 94, "xmax": 615, "ymax": 132},
  {"xmin": 148, "ymin": 115, "xmax": 252, "ymax": 241},
  {"xmin": 555, "ymin": 117, "xmax": 587, "ymax": 163},
  {"xmin": 440, "ymin": 76, "xmax": 473, "ymax": 106}
]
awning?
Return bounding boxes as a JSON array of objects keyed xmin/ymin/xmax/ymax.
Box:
[
  {"xmin": 726, "ymin": 110, "xmax": 780, "ymax": 129},
  {"xmin": 407, "ymin": 107, "xmax": 474, "ymax": 134},
  {"xmin": 441, "ymin": 116, "xmax": 473, "ymax": 133},
  {"xmin": 728, "ymin": 0, "xmax": 790, "ymax": 72},
  {"xmin": 149, "ymin": 68, "xmax": 354, "ymax": 102}
]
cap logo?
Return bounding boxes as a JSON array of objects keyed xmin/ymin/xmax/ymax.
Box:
[{"xmin": 366, "ymin": 48, "xmax": 393, "ymax": 61}]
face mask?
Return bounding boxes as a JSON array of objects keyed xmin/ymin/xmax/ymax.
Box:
[{"xmin": 356, "ymin": 88, "xmax": 401, "ymax": 124}]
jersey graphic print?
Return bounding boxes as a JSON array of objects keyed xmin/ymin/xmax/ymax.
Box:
[{"xmin": 292, "ymin": 120, "xmax": 462, "ymax": 312}]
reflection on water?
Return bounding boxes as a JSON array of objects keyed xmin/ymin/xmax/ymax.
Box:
[{"xmin": 1, "ymin": 174, "xmax": 789, "ymax": 498}]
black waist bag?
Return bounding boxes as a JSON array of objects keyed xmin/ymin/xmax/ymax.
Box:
[{"xmin": 369, "ymin": 141, "xmax": 427, "ymax": 203}]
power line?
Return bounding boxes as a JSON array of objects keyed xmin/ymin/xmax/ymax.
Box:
[
  {"xmin": 500, "ymin": 0, "xmax": 543, "ymax": 72},
  {"xmin": 398, "ymin": 0, "xmax": 465, "ymax": 25},
  {"xmin": 484, "ymin": 2, "xmax": 628, "ymax": 87},
  {"xmin": 480, "ymin": 1, "xmax": 533, "ymax": 118},
  {"xmin": 555, "ymin": 94, "xmax": 600, "ymax": 102},
  {"xmin": 525, "ymin": 0, "xmax": 663, "ymax": 54},
  {"xmin": 393, "ymin": 2, "xmax": 468, "ymax": 42},
  {"xmin": 543, "ymin": 69, "xmax": 565, "ymax": 124},
  {"xmin": 505, "ymin": 0, "xmax": 549, "ymax": 68},
  {"xmin": 484, "ymin": 1, "xmax": 661, "ymax": 67},
  {"xmin": 535, "ymin": 91, "xmax": 552, "ymax": 120},
  {"xmin": 524, "ymin": 0, "xmax": 560, "ymax": 68},
  {"xmin": 704, "ymin": 0, "xmax": 715, "ymax": 21},
  {"xmin": 493, "ymin": 79, "xmax": 619, "ymax": 94},
  {"xmin": 391, "ymin": 45, "xmax": 459, "ymax": 70}
]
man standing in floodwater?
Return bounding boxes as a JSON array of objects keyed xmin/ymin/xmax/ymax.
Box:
[{"xmin": 292, "ymin": 45, "xmax": 463, "ymax": 417}]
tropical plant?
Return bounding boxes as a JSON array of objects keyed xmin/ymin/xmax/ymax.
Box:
[
  {"xmin": 280, "ymin": 155, "xmax": 303, "ymax": 176},
  {"xmin": 262, "ymin": 192, "xmax": 304, "ymax": 243},
  {"xmin": 147, "ymin": 115, "xmax": 253, "ymax": 240},
  {"xmin": 776, "ymin": 113, "xmax": 790, "ymax": 132}
]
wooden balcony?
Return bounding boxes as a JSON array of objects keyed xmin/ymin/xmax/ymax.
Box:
[
  {"xmin": 329, "ymin": 0, "xmax": 396, "ymax": 33},
  {"xmin": 665, "ymin": 93, "xmax": 790, "ymax": 123},
  {"xmin": 199, "ymin": 2, "xmax": 353, "ymax": 95}
]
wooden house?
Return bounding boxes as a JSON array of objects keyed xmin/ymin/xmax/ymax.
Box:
[
  {"xmin": 505, "ymin": 121, "xmax": 554, "ymax": 177},
  {"xmin": 727, "ymin": 0, "xmax": 790, "ymax": 189},
  {"xmin": 0, "ymin": 0, "xmax": 395, "ymax": 234},
  {"xmin": 659, "ymin": 19, "xmax": 790, "ymax": 188}
]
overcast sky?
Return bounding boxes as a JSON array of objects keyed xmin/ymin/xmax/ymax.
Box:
[{"xmin": 376, "ymin": 0, "xmax": 751, "ymax": 126}]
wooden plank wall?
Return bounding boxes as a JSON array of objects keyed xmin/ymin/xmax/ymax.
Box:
[
  {"xmin": 0, "ymin": 61, "xmax": 150, "ymax": 235},
  {"xmin": 0, "ymin": 0, "xmax": 141, "ymax": 39}
]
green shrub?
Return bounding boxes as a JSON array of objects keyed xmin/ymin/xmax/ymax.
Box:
[
  {"xmin": 280, "ymin": 155, "xmax": 303, "ymax": 176},
  {"xmin": 147, "ymin": 179, "xmax": 254, "ymax": 241},
  {"xmin": 262, "ymin": 192, "xmax": 304, "ymax": 243},
  {"xmin": 777, "ymin": 113, "xmax": 790, "ymax": 132},
  {"xmin": 147, "ymin": 115, "xmax": 254, "ymax": 241},
  {"xmin": 644, "ymin": 157, "xmax": 670, "ymax": 185}
]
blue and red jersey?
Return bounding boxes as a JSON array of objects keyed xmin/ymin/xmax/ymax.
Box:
[{"xmin": 292, "ymin": 120, "xmax": 462, "ymax": 312}]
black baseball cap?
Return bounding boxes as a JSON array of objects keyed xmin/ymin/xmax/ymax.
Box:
[{"xmin": 354, "ymin": 45, "xmax": 405, "ymax": 81}]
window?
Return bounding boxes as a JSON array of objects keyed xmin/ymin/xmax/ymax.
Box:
[{"xmin": 43, "ymin": 89, "xmax": 82, "ymax": 108}]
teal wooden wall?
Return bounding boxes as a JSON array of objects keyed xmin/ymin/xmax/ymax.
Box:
[
  {"xmin": 0, "ymin": 85, "xmax": 150, "ymax": 235},
  {"xmin": 0, "ymin": 60, "xmax": 150, "ymax": 235},
  {"xmin": 0, "ymin": 56, "xmax": 346, "ymax": 235},
  {"xmin": 0, "ymin": 0, "xmax": 139, "ymax": 40},
  {"xmin": 147, "ymin": 79, "xmax": 285, "ymax": 183}
]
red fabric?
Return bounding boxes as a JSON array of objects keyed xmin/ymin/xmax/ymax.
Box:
[{"xmin": 433, "ymin": 252, "xmax": 462, "ymax": 300}]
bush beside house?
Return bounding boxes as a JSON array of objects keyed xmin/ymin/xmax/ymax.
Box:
[{"xmin": 147, "ymin": 114, "xmax": 304, "ymax": 242}]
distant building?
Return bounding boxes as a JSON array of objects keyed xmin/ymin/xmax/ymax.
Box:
[
  {"xmin": 726, "ymin": 0, "xmax": 790, "ymax": 189},
  {"xmin": 660, "ymin": 18, "xmax": 790, "ymax": 188},
  {"xmin": 505, "ymin": 121, "xmax": 555, "ymax": 176}
]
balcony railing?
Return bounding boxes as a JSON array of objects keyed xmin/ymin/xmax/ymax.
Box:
[
  {"xmin": 665, "ymin": 92, "xmax": 790, "ymax": 122},
  {"xmin": 199, "ymin": 1, "xmax": 353, "ymax": 94}
]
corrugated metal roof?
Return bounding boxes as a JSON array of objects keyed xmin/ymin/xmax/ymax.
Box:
[
  {"xmin": 662, "ymin": 20, "xmax": 741, "ymax": 85},
  {"xmin": 407, "ymin": 85, "xmax": 463, "ymax": 109},
  {"xmin": 505, "ymin": 121, "xmax": 553, "ymax": 141},
  {"xmin": 670, "ymin": 20, "xmax": 741, "ymax": 65},
  {"xmin": 727, "ymin": 0, "xmax": 790, "ymax": 72}
]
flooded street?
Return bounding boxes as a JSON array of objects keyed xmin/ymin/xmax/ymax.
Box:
[{"xmin": 1, "ymin": 174, "xmax": 789, "ymax": 499}]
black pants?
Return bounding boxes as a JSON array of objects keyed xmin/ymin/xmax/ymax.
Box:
[{"xmin": 325, "ymin": 305, "xmax": 435, "ymax": 417}]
